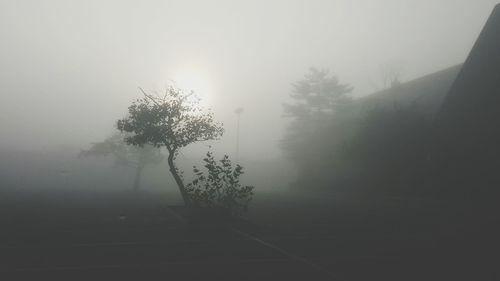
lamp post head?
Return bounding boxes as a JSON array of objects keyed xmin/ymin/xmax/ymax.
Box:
[{"xmin": 235, "ymin": 107, "xmax": 244, "ymax": 115}]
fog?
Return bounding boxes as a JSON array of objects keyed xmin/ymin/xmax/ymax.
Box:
[
  {"xmin": 1, "ymin": 1, "xmax": 497, "ymax": 156},
  {"xmin": 3, "ymin": 2, "xmax": 500, "ymax": 279}
]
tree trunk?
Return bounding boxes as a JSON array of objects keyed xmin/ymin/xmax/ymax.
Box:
[
  {"xmin": 133, "ymin": 166, "xmax": 143, "ymax": 191},
  {"xmin": 167, "ymin": 151, "xmax": 191, "ymax": 206}
]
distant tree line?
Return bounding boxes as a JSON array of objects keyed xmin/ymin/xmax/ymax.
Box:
[{"xmin": 282, "ymin": 68, "xmax": 438, "ymax": 197}]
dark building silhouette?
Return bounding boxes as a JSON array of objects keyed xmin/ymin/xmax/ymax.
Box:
[
  {"xmin": 360, "ymin": 64, "xmax": 462, "ymax": 118},
  {"xmin": 352, "ymin": 4, "xmax": 500, "ymax": 200},
  {"xmin": 434, "ymin": 4, "xmax": 500, "ymax": 200}
]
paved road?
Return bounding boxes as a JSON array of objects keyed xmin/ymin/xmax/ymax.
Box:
[
  {"xmin": 0, "ymin": 201, "xmax": 338, "ymax": 281},
  {"xmin": 2, "ymin": 190, "xmax": 498, "ymax": 281}
]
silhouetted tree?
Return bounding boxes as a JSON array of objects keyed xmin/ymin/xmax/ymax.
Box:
[
  {"xmin": 117, "ymin": 86, "xmax": 224, "ymax": 205},
  {"xmin": 282, "ymin": 68, "xmax": 353, "ymax": 188},
  {"xmin": 283, "ymin": 67, "xmax": 353, "ymax": 120},
  {"xmin": 378, "ymin": 61, "xmax": 405, "ymax": 90},
  {"xmin": 79, "ymin": 133, "xmax": 163, "ymax": 191}
]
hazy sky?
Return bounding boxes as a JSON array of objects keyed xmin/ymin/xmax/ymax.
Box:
[{"xmin": 0, "ymin": 0, "xmax": 498, "ymax": 159}]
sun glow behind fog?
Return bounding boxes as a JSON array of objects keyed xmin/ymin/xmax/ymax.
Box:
[{"xmin": 172, "ymin": 67, "xmax": 214, "ymax": 107}]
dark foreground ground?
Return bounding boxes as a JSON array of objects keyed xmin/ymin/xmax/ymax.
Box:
[{"xmin": 0, "ymin": 187, "xmax": 499, "ymax": 281}]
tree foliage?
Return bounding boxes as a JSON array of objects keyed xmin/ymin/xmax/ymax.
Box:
[
  {"xmin": 79, "ymin": 133, "xmax": 163, "ymax": 190},
  {"xmin": 117, "ymin": 87, "xmax": 223, "ymax": 149},
  {"xmin": 79, "ymin": 133, "xmax": 163, "ymax": 168},
  {"xmin": 281, "ymin": 68, "xmax": 353, "ymax": 189},
  {"xmin": 283, "ymin": 67, "xmax": 353, "ymax": 120},
  {"xmin": 116, "ymin": 86, "xmax": 224, "ymax": 204},
  {"xmin": 186, "ymin": 151, "xmax": 254, "ymax": 216}
]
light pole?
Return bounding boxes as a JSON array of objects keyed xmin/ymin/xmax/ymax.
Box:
[{"xmin": 235, "ymin": 107, "xmax": 244, "ymax": 163}]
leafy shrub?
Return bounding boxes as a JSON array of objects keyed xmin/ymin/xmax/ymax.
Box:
[{"xmin": 186, "ymin": 152, "xmax": 254, "ymax": 216}]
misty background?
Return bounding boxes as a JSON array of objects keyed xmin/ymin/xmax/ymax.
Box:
[{"xmin": 1, "ymin": 0, "xmax": 498, "ymax": 194}]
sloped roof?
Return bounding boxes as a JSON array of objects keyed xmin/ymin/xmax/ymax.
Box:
[
  {"xmin": 431, "ymin": 4, "xmax": 500, "ymax": 196},
  {"xmin": 360, "ymin": 64, "xmax": 463, "ymax": 117},
  {"xmin": 436, "ymin": 4, "xmax": 500, "ymax": 134},
  {"xmin": 359, "ymin": 3, "xmax": 500, "ymax": 125}
]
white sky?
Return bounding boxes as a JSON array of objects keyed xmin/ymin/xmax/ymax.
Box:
[{"xmin": 0, "ymin": 0, "xmax": 498, "ymax": 159}]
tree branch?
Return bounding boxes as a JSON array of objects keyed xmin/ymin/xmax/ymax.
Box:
[{"xmin": 138, "ymin": 87, "xmax": 162, "ymax": 106}]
